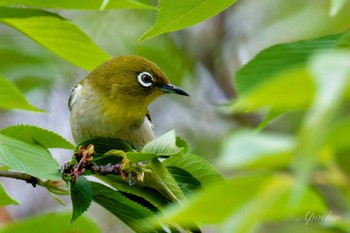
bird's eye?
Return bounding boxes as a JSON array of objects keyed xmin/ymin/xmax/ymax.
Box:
[{"xmin": 137, "ymin": 72, "xmax": 154, "ymax": 87}]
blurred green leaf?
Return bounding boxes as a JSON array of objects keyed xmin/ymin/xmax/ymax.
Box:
[
  {"xmin": 330, "ymin": 0, "xmax": 349, "ymax": 16},
  {"xmin": 0, "ymin": 125, "xmax": 74, "ymax": 149},
  {"xmin": 0, "ymin": 76, "xmax": 42, "ymax": 111},
  {"xmin": 0, "ymin": 0, "xmax": 155, "ymax": 10},
  {"xmin": 0, "ymin": 7, "xmax": 111, "ymax": 71},
  {"xmin": 327, "ymin": 117, "xmax": 350, "ymax": 152},
  {"xmin": 0, "ymin": 212, "xmax": 100, "ymax": 233},
  {"xmin": 160, "ymin": 175, "xmax": 326, "ymax": 230},
  {"xmin": 163, "ymin": 154, "xmax": 224, "ymax": 187},
  {"xmin": 235, "ymin": 34, "xmax": 341, "ymax": 96},
  {"xmin": 140, "ymin": 0, "xmax": 237, "ymax": 40},
  {"xmin": 142, "ymin": 130, "xmax": 184, "ymax": 156},
  {"xmin": 218, "ymin": 130, "xmax": 295, "ymax": 169},
  {"xmin": 0, "ymin": 134, "xmax": 60, "ymax": 180},
  {"xmin": 70, "ymin": 176, "xmax": 92, "ymax": 223},
  {"xmin": 91, "ymin": 182, "xmax": 162, "ymax": 233},
  {"xmin": 0, "ymin": 183, "xmax": 18, "ymax": 207},
  {"xmin": 232, "ymin": 67, "xmax": 316, "ymax": 112},
  {"xmin": 219, "ymin": 176, "xmax": 327, "ymax": 233}
]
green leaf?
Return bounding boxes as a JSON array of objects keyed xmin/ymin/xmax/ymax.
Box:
[
  {"xmin": 163, "ymin": 154, "xmax": 224, "ymax": 187},
  {"xmin": 0, "ymin": 183, "xmax": 18, "ymax": 207},
  {"xmin": 330, "ymin": 0, "xmax": 349, "ymax": 16},
  {"xmin": 218, "ymin": 130, "xmax": 296, "ymax": 169},
  {"xmin": 327, "ymin": 117, "xmax": 350, "ymax": 152},
  {"xmin": 140, "ymin": 0, "xmax": 237, "ymax": 40},
  {"xmin": 125, "ymin": 152, "xmax": 158, "ymax": 163},
  {"xmin": 97, "ymin": 175, "xmax": 170, "ymax": 210},
  {"xmin": 0, "ymin": 76, "xmax": 42, "ymax": 111},
  {"xmin": 0, "ymin": 125, "xmax": 74, "ymax": 149},
  {"xmin": 232, "ymin": 66, "xmax": 316, "ymax": 112},
  {"xmin": 70, "ymin": 176, "xmax": 92, "ymax": 223},
  {"xmin": 160, "ymin": 175, "xmax": 326, "ymax": 228},
  {"xmin": 219, "ymin": 176, "xmax": 327, "ymax": 233},
  {"xmin": 0, "ymin": 212, "xmax": 100, "ymax": 233},
  {"xmin": 235, "ymin": 34, "xmax": 340, "ymax": 96},
  {"xmin": 91, "ymin": 182, "xmax": 162, "ymax": 233},
  {"xmin": 0, "ymin": 0, "xmax": 156, "ymax": 10},
  {"xmin": 0, "ymin": 7, "xmax": 111, "ymax": 71},
  {"xmin": 145, "ymin": 159, "xmax": 185, "ymax": 201},
  {"xmin": 0, "ymin": 134, "xmax": 60, "ymax": 180},
  {"xmin": 165, "ymin": 166, "xmax": 202, "ymax": 195},
  {"xmin": 142, "ymin": 130, "xmax": 184, "ymax": 156}
]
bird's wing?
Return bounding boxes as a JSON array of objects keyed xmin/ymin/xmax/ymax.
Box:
[
  {"xmin": 68, "ymin": 84, "xmax": 82, "ymax": 111},
  {"xmin": 146, "ymin": 110, "xmax": 152, "ymax": 123}
]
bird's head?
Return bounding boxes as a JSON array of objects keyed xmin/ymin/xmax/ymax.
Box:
[{"xmin": 86, "ymin": 55, "xmax": 189, "ymax": 110}]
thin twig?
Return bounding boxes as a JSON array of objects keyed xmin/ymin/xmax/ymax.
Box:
[{"xmin": 0, "ymin": 170, "xmax": 39, "ymax": 187}]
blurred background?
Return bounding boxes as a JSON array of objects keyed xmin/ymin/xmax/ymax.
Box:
[{"xmin": 0, "ymin": 0, "xmax": 349, "ymax": 232}]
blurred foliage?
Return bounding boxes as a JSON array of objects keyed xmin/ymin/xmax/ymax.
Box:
[{"xmin": 0, "ymin": 0, "xmax": 349, "ymax": 233}]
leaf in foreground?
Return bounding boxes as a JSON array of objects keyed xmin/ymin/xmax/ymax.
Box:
[
  {"xmin": 0, "ymin": 76, "xmax": 42, "ymax": 111},
  {"xmin": 0, "ymin": 212, "xmax": 100, "ymax": 233},
  {"xmin": 70, "ymin": 176, "xmax": 92, "ymax": 223},
  {"xmin": 0, "ymin": 7, "xmax": 111, "ymax": 71},
  {"xmin": 0, "ymin": 183, "xmax": 18, "ymax": 207},
  {"xmin": 140, "ymin": 0, "xmax": 237, "ymax": 40},
  {"xmin": 0, "ymin": 125, "xmax": 74, "ymax": 149},
  {"xmin": 0, "ymin": 134, "xmax": 60, "ymax": 180}
]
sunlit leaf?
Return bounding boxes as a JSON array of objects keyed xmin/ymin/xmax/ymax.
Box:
[
  {"xmin": 0, "ymin": 212, "xmax": 100, "ymax": 233},
  {"xmin": 0, "ymin": 7, "xmax": 111, "ymax": 71},
  {"xmin": 0, "ymin": 134, "xmax": 60, "ymax": 180},
  {"xmin": 142, "ymin": 130, "xmax": 184, "ymax": 156},
  {"xmin": 0, "ymin": 76, "xmax": 42, "ymax": 111},
  {"xmin": 235, "ymin": 34, "xmax": 341, "ymax": 95},
  {"xmin": 218, "ymin": 130, "xmax": 295, "ymax": 169},
  {"xmin": 0, "ymin": 183, "xmax": 18, "ymax": 207},
  {"xmin": 140, "ymin": 0, "xmax": 237, "ymax": 40},
  {"xmin": 330, "ymin": 0, "xmax": 349, "ymax": 16},
  {"xmin": 0, "ymin": 0, "xmax": 155, "ymax": 10},
  {"xmin": 163, "ymin": 154, "xmax": 224, "ymax": 187},
  {"xmin": 70, "ymin": 176, "xmax": 92, "ymax": 223},
  {"xmin": 0, "ymin": 125, "xmax": 74, "ymax": 149}
]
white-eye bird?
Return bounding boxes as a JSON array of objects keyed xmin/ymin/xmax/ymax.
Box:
[{"xmin": 68, "ymin": 55, "xmax": 189, "ymax": 149}]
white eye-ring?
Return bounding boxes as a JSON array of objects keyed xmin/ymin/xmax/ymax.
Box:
[{"xmin": 137, "ymin": 72, "xmax": 154, "ymax": 87}]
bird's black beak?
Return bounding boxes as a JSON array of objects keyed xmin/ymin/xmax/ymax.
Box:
[{"xmin": 158, "ymin": 84, "xmax": 190, "ymax": 96}]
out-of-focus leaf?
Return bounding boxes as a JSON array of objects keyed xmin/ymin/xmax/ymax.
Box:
[
  {"xmin": 218, "ymin": 130, "xmax": 295, "ymax": 169},
  {"xmin": 232, "ymin": 67, "xmax": 315, "ymax": 112},
  {"xmin": 159, "ymin": 175, "xmax": 326, "ymax": 230},
  {"xmin": 91, "ymin": 182, "xmax": 163, "ymax": 233},
  {"xmin": 0, "ymin": 183, "xmax": 18, "ymax": 207},
  {"xmin": 0, "ymin": 125, "xmax": 74, "ymax": 149},
  {"xmin": 140, "ymin": 0, "xmax": 237, "ymax": 40},
  {"xmin": 235, "ymin": 34, "xmax": 341, "ymax": 96},
  {"xmin": 327, "ymin": 117, "xmax": 350, "ymax": 152},
  {"xmin": 0, "ymin": 134, "xmax": 60, "ymax": 180},
  {"xmin": 142, "ymin": 130, "xmax": 184, "ymax": 156},
  {"xmin": 0, "ymin": 0, "xmax": 155, "ymax": 10},
  {"xmin": 163, "ymin": 154, "xmax": 224, "ymax": 187},
  {"xmin": 0, "ymin": 212, "xmax": 100, "ymax": 233},
  {"xmin": 0, "ymin": 76, "xmax": 42, "ymax": 111},
  {"xmin": 70, "ymin": 176, "xmax": 92, "ymax": 223},
  {"xmin": 330, "ymin": 0, "xmax": 349, "ymax": 16},
  {"xmin": 0, "ymin": 7, "xmax": 111, "ymax": 71},
  {"xmin": 219, "ymin": 176, "xmax": 327, "ymax": 233}
]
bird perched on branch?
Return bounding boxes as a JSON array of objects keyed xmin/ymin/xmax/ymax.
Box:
[{"xmin": 68, "ymin": 55, "xmax": 189, "ymax": 149}]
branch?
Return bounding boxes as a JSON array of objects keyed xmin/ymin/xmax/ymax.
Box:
[{"xmin": 0, "ymin": 170, "xmax": 68, "ymax": 195}]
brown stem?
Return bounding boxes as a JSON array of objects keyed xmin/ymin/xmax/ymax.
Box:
[{"xmin": 0, "ymin": 170, "xmax": 38, "ymax": 187}]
